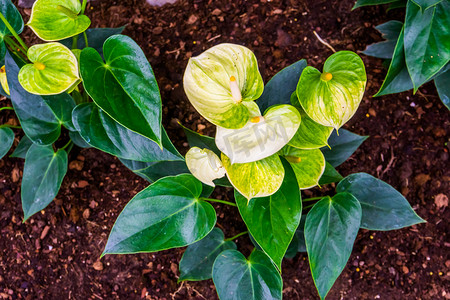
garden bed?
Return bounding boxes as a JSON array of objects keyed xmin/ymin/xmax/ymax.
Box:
[{"xmin": 0, "ymin": 0, "xmax": 448, "ymax": 299}]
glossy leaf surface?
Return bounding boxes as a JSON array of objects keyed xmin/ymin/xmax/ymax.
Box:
[
  {"xmin": 80, "ymin": 35, "xmax": 162, "ymax": 146},
  {"xmin": 10, "ymin": 135, "xmax": 32, "ymax": 158},
  {"xmin": 318, "ymin": 162, "xmax": 344, "ymax": 185},
  {"xmin": 321, "ymin": 129, "xmax": 368, "ymax": 167},
  {"xmin": 257, "ymin": 59, "xmax": 307, "ymax": 112},
  {"xmin": 103, "ymin": 174, "xmax": 216, "ymax": 255},
  {"xmin": 235, "ymin": 159, "xmax": 301, "ymax": 269},
  {"xmin": 337, "ymin": 173, "xmax": 425, "ymax": 230},
  {"xmin": 27, "ymin": 0, "xmax": 91, "ymax": 41},
  {"xmin": 411, "ymin": 0, "xmax": 443, "ymax": 9},
  {"xmin": 22, "ymin": 144, "xmax": 68, "ymax": 220},
  {"xmin": 297, "ymin": 51, "xmax": 366, "ymax": 130},
  {"xmin": 305, "ymin": 193, "xmax": 362, "ymax": 299},
  {"xmin": 362, "ymin": 20, "xmax": 403, "ymax": 59},
  {"xmin": 353, "ymin": 0, "xmax": 399, "ymax": 9},
  {"xmin": 72, "ymin": 103, "xmax": 182, "ymax": 162},
  {"xmin": 0, "ymin": 126, "xmax": 14, "ymax": 159},
  {"xmin": 285, "ymin": 215, "xmax": 307, "ymax": 258},
  {"xmin": 120, "ymin": 158, "xmax": 190, "ymax": 183},
  {"xmin": 222, "ymin": 153, "xmax": 285, "ymax": 200},
  {"xmin": 181, "ymin": 124, "xmax": 220, "ymax": 156},
  {"xmin": 434, "ymin": 67, "xmax": 450, "ymax": 109},
  {"xmin": 179, "ymin": 228, "xmax": 236, "ymax": 282},
  {"xmin": 0, "ymin": 0, "xmax": 24, "ymax": 59},
  {"xmin": 183, "ymin": 43, "xmax": 264, "ymax": 129},
  {"xmin": 213, "ymin": 250, "xmax": 282, "ymax": 300}
]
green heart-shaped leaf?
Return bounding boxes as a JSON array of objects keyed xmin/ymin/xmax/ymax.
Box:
[
  {"xmin": 0, "ymin": 0, "xmax": 24, "ymax": 60},
  {"xmin": 305, "ymin": 193, "xmax": 362, "ymax": 299},
  {"xmin": 412, "ymin": 0, "xmax": 444, "ymax": 10},
  {"xmin": 289, "ymin": 92, "xmax": 333, "ymax": 149},
  {"xmin": 404, "ymin": 0, "xmax": 450, "ymax": 91},
  {"xmin": 179, "ymin": 228, "xmax": 237, "ymax": 282},
  {"xmin": 362, "ymin": 20, "xmax": 403, "ymax": 59},
  {"xmin": 352, "ymin": 0, "xmax": 399, "ymax": 9},
  {"xmin": 22, "ymin": 144, "xmax": 68, "ymax": 221},
  {"xmin": 318, "ymin": 162, "xmax": 343, "ymax": 185},
  {"xmin": 120, "ymin": 158, "xmax": 190, "ymax": 183},
  {"xmin": 180, "ymin": 124, "xmax": 221, "ymax": 156},
  {"xmin": 279, "ymin": 146, "xmax": 326, "ymax": 189},
  {"xmin": 27, "ymin": 0, "xmax": 91, "ymax": 41},
  {"xmin": 18, "ymin": 43, "xmax": 80, "ymax": 95},
  {"xmin": 222, "ymin": 153, "xmax": 285, "ymax": 200},
  {"xmin": 184, "ymin": 43, "xmax": 264, "ymax": 129},
  {"xmin": 297, "ymin": 51, "xmax": 367, "ymax": 130},
  {"xmin": 285, "ymin": 215, "xmax": 307, "ymax": 258},
  {"xmin": 216, "ymin": 104, "xmax": 301, "ymax": 163},
  {"xmin": 212, "ymin": 250, "xmax": 282, "ymax": 300},
  {"xmin": 6, "ymin": 51, "xmax": 75, "ymax": 145},
  {"xmin": 72, "ymin": 103, "xmax": 182, "ymax": 162},
  {"xmin": 235, "ymin": 159, "xmax": 301, "ymax": 269},
  {"xmin": 10, "ymin": 135, "xmax": 32, "ymax": 158},
  {"xmin": 80, "ymin": 35, "xmax": 162, "ymax": 146},
  {"xmin": 321, "ymin": 129, "xmax": 368, "ymax": 167},
  {"xmin": 103, "ymin": 174, "xmax": 217, "ymax": 255},
  {"xmin": 434, "ymin": 66, "xmax": 450, "ymax": 109},
  {"xmin": 336, "ymin": 173, "xmax": 425, "ymax": 230},
  {"xmin": 186, "ymin": 147, "xmax": 226, "ymax": 187},
  {"xmin": 0, "ymin": 126, "xmax": 14, "ymax": 159}
]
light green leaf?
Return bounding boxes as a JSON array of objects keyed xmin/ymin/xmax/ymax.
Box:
[
  {"xmin": 80, "ymin": 35, "xmax": 162, "ymax": 146},
  {"xmin": 235, "ymin": 159, "xmax": 301, "ymax": 269},
  {"xmin": 336, "ymin": 173, "xmax": 425, "ymax": 230},
  {"xmin": 305, "ymin": 193, "xmax": 362, "ymax": 299},
  {"xmin": 216, "ymin": 104, "xmax": 301, "ymax": 163},
  {"xmin": 289, "ymin": 92, "xmax": 333, "ymax": 149},
  {"xmin": 279, "ymin": 146, "xmax": 326, "ymax": 189},
  {"xmin": 222, "ymin": 153, "xmax": 285, "ymax": 200},
  {"xmin": 297, "ymin": 51, "xmax": 367, "ymax": 130},
  {"xmin": 183, "ymin": 43, "xmax": 264, "ymax": 129},
  {"xmin": 18, "ymin": 43, "xmax": 80, "ymax": 95},
  {"xmin": 186, "ymin": 147, "xmax": 226, "ymax": 187},
  {"xmin": 0, "ymin": 127, "xmax": 14, "ymax": 159},
  {"xmin": 179, "ymin": 228, "xmax": 237, "ymax": 282},
  {"xmin": 22, "ymin": 144, "xmax": 68, "ymax": 221},
  {"xmin": 27, "ymin": 0, "xmax": 91, "ymax": 41},
  {"xmin": 212, "ymin": 250, "xmax": 282, "ymax": 300},
  {"xmin": 0, "ymin": 0, "xmax": 24, "ymax": 60},
  {"xmin": 103, "ymin": 174, "xmax": 216, "ymax": 255},
  {"xmin": 404, "ymin": 0, "xmax": 450, "ymax": 91}
]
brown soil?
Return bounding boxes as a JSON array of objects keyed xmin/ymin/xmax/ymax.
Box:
[{"xmin": 1, "ymin": 0, "xmax": 449, "ymax": 299}]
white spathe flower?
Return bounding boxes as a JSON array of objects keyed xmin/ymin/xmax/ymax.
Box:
[{"xmin": 186, "ymin": 147, "xmax": 226, "ymax": 187}]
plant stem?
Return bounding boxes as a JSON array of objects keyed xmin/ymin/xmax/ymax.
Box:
[
  {"xmin": 3, "ymin": 37, "xmax": 28, "ymax": 61},
  {"xmin": 60, "ymin": 140, "xmax": 73, "ymax": 151},
  {"xmin": 72, "ymin": 35, "xmax": 79, "ymax": 50},
  {"xmin": 0, "ymin": 124, "xmax": 21, "ymax": 129},
  {"xmin": 303, "ymin": 203, "xmax": 316, "ymax": 210},
  {"xmin": 81, "ymin": 0, "xmax": 88, "ymax": 14},
  {"xmin": 225, "ymin": 231, "xmax": 248, "ymax": 241},
  {"xmin": 83, "ymin": 31, "xmax": 89, "ymax": 47},
  {"xmin": 0, "ymin": 12, "xmax": 28, "ymax": 53},
  {"xmin": 0, "ymin": 107, "xmax": 14, "ymax": 112},
  {"xmin": 302, "ymin": 196, "xmax": 325, "ymax": 202},
  {"xmin": 200, "ymin": 197, "xmax": 237, "ymax": 207}
]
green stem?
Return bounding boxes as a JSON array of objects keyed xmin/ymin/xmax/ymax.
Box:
[
  {"xmin": 59, "ymin": 140, "xmax": 73, "ymax": 151},
  {"xmin": 83, "ymin": 31, "xmax": 89, "ymax": 47},
  {"xmin": 200, "ymin": 197, "xmax": 237, "ymax": 207},
  {"xmin": 0, "ymin": 124, "xmax": 21, "ymax": 129},
  {"xmin": 81, "ymin": 0, "xmax": 88, "ymax": 14},
  {"xmin": 72, "ymin": 35, "xmax": 79, "ymax": 50},
  {"xmin": 0, "ymin": 107, "xmax": 14, "ymax": 112},
  {"xmin": 3, "ymin": 37, "xmax": 28, "ymax": 61},
  {"xmin": 0, "ymin": 12, "xmax": 28, "ymax": 53},
  {"xmin": 225, "ymin": 231, "xmax": 248, "ymax": 241},
  {"xmin": 302, "ymin": 196, "xmax": 324, "ymax": 202},
  {"xmin": 303, "ymin": 203, "xmax": 316, "ymax": 210}
]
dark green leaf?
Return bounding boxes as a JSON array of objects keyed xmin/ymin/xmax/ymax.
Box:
[
  {"xmin": 179, "ymin": 228, "xmax": 236, "ymax": 282},
  {"xmin": 180, "ymin": 124, "xmax": 220, "ymax": 156},
  {"xmin": 43, "ymin": 93, "xmax": 76, "ymax": 131},
  {"xmin": 213, "ymin": 250, "xmax": 282, "ymax": 300},
  {"xmin": 336, "ymin": 173, "xmax": 425, "ymax": 230},
  {"xmin": 362, "ymin": 20, "xmax": 403, "ymax": 59},
  {"xmin": 404, "ymin": 0, "xmax": 450, "ymax": 91},
  {"xmin": 374, "ymin": 27, "xmax": 415, "ymax": 96},
  {"xmin": 353, "ymin": 0, "xmax": 399, "ymax": 9},
  {"xmin": 387, "ymin": 0, "xmax": 407, "ymax": 11},
  {"xmin": 257, "ymin": 59, "xmax": 307, "ymax": 113},
  {"xmin": 434, "ymin": 64, "xmax": 450, "ymax": 109},
  {"xmin": 103, "ymin": 174, "xmax": 217, "ymax": 255},
  {"xmin": 319, "ymin": 162, "xmax": 344, "ymax": 185},
  {"xmin": 80, "ymin": 35, "xmax": 162, "ymax": 146},
  {"xmin": 60, "ymin": 27, "xmax": 125, "ymax": 55},
  {"xmin": 68, "ymin": 130, "xmax": 91, "ymax": 148},
  {"xmin": 0, "ymin": 0, "xmax": 24, "ymax": 60},
  {"xmin": 285, "ymin": 215, "xmax": 306, "ymax": 258},
  {"xmin": 119, "ymin": 158, "xmax": 189, "ymax": 183},
  {"xmin": 22, "ymin": 144, "xmax": 68, "ymax": 221},
  {"xmin": 6, "ymin": 51, "xmax": 64, "ymax": 145},
  {"xmin": 411, "ymin": 0, "xmax": 444, "ymax": 10},
  {"xmin": 0, "ymin": 127, "xmax": 14, "ymax": 159},
  {"xmin": 72, "ymin": 103, "xmax": 182, "ymax": 162},
  {"xmin": 305, "ymin": 193, "xmax": 362, "ymax": 299},
  {"xmin": 321, "ymin": 129, "xmax": 368, "ymax": 167},
  {"xmin": 235, "ymin": 159, "xmax": 301, "ymax": 269},
  {"xmin": 10, "ymin": 135, "xmax": 32, "ymax": 158}
]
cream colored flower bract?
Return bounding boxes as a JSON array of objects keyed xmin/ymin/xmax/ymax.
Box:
[
  {"xmin": 186, "ymin": 147, "xmax": 226, "ymax": 187},
  {"xmin": 183, "ymin": 43, "xmax": 264, "ymax": 129},
  {"xmin": 0, "ymin": 66, "xmax": 10, "ymax": 95}
]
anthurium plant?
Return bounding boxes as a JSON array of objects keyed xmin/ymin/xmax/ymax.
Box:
[
  {"xmin": 353, "ymin": 0, "xmax": 450, "ymax": 109},
  {"xmin": 102, "ymin": 43, "xmax": 425, "ymax": 299},
  {"xmin": 0, "ymin": 0, "xmax": 425, "ymax": 298}
]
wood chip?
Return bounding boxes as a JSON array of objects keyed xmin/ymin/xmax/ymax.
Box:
[
  {"xmin": 93, "ymin": 261, "xmax": 104, "ymax": 271},
  {"xmin": 435, "ymin": 194, "xmax": 448, "ymax": 209}
]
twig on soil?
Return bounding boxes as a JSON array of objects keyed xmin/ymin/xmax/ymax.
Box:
[
  {"xmin": 381, "ymin": 147, "xmax": 395, "ymax": 178},
  {"xmin": 313, "ymin": 31, "xmax": 336, "ymax": 53},
  {"xmin": 171, "ymin": 281, "xmax": 185, "ymax": 300},
  {"xmin": 207, "ymin": 35, "xmax": 221, "ymax": 42}
]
